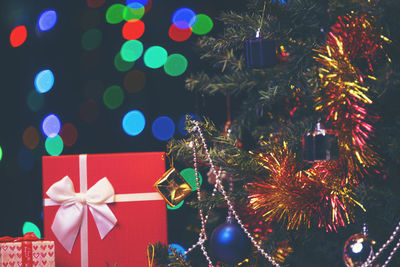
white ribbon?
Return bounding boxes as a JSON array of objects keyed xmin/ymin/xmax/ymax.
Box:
[{"xmin": 46, "ymin": 175, "xmax": 117, "ymax": 254}]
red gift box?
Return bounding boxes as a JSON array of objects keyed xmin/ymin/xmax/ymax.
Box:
[
  {"xmin": 42, "ymin": 152, "xmax": 167, "ymax": 267},
  {"xmin": 0, "ymin": 233, "xmax": 55, "ymax": 267}
]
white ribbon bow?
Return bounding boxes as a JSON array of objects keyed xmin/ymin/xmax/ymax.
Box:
[{"xmin": 46, "ymin": 176, "xmax": 117, "ymax": 253}]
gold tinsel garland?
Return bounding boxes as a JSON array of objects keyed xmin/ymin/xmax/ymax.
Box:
[{"xmin": 247, "ymin": 13, "xmax": 387, "ymax": 231}]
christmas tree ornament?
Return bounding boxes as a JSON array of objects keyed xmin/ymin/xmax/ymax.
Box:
[
  {"xmin": 244, "ymin": 1, "xmax": 276, "ymax": 69},
  {"xmin": 154, "ymin": 167, "xmax": 192, "ymax": 207},
  {"xmin": 245, "ymin": 36, "xmax": 276, "ymax": 68},
  {"xmin": 210, "ymin": 221, "xmax": 252, "ymax": 265},
  {"xmin": 303, "ymin": 121, "xmax": 338, "ymax": 162},
  {"xmin": 343, "ymin": 224, "xmax": 375, "ymax": 267}
]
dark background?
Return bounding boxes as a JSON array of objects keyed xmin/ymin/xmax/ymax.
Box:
[{"xmin": 0, "ymin": 0, "xmax": 241, "ymax": 240}]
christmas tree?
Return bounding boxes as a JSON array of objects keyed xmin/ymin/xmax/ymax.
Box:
[{"xmin": 154, "ymin": 0, "xmax": 400, "ymax": 266}]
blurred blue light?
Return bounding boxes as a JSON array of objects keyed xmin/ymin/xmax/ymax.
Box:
[
  {"xmin": 126, "ymin": 0, "xmax": 148, "ymax": 8},
  {"xmin": 172, "ymin": 8, "xmax": 197, "ymax": 29},
  {"xmin": 34, "ymin": 69, "xmax": 54, "ymax": 93},
  {"xmin": 42, "ymin": 114, "xmax": 61, "ymax": 138},
  {"xmin": 18, "ymin": 148, "xmax": 34, "ymax": 171},
  {"xmin": 38, "ymin": 10, "xmax": 57, "ymax": 31},
  {"xmin": 152, "ymin": 116, "xmax": 175, "ymax": 141},
  {"xmin": 178, "ymin": 113, "xmax": 200, "ymax": 136},
  {"xmin": 122, "ymin": 110, "xmax": 145, "ymax": 136},
  {"xmin": 168, "ymin": 243, "xmax": 187, "ymax": 258}
]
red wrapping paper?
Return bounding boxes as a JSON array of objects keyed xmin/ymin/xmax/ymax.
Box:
[{"xmin": 42, "ymin": 152, "xmax": 167, "ymax": 267}]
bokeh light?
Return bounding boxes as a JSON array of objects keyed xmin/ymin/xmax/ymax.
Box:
[
  {"xmin": 126, "ymin": 0, "xmax": 152, "ymax": 14},
  {"xmin": 18, "ymin": 148, "xmax": 35, "ymax": 171},
  {"xmin": 45, "ymin": 135, "xmax": 64, "ymax": 156},
  {"xmin": 167, "ymin": 200, "xmax": 184, "ymax": 210},
  {"xmin": 87, "ymin": 0, "xmax": 106, "ymax": 8},
  {"xmin": 122, "ymin": 19, "xmax": 145, "ymax": 40},
  {"xmin": 27, "ymin": 90, "xmax": 45, "ymax": 112},
  {"xmin": 178, "ymin": 113, "xmax": 200, "ymax": 136},
  {"xmin": 152, "ymin": 116, "xmax": 175, "ymax": 141},
  {"xmin": 37, "ymin": 10, "xmax": 57, "ymax": 32},
  {"xmin": 169, "ymin": 243, "xmax": 187, "ymax": 258},
  {"xmin": 114, "ymin": 52, "xmax": 135, "ymax": 72},
  {"xmin": 172, "ymin": 8, "xmax": 196, "ymax": 29},
  {"xmin": 34, "ymin": 69, "xmax": 54, "ymax": 93},
  {"xmin": 0, "ymin": 146, "xmax": 3, "ymax": 162},
  {"xmin": 80, "ymin": 99, "xmax": 99, "ymax": 123},
  {"xmin": 168, "ymin": 24, "xmax": 192, "ymax": 42},
  {"xmin": 143, "ymin": 0, "xmax": 152, "ymax": 13},
  {"xmin": 81, "ymin": 9, "xmax": 101, "ymax": 30},
  {"xmin": 126, "ymin": 0, "xmax": 148, "ymax": 7},
  {"xmin": 144, "ymin": 46, "xmax": 168, "ymax": 69},
  {"xmin": 180, "ymin": 168, "xmax": 202, "ymax": 191},
  {"xmin": 124, "ymin": 70, "xmax": 146, "ymax": 93},
  {"xmin": 59, "ymin": 123, "xmax": 78, "ymax": 147},
  {"xmin": 103, "ymin": 85, "xmax": 124, "ymax": 109},
  {"xmin": 82, "ymin": 29, "xmax": 102, "ymax": 50},
  {"xmin": 164, "ymin": 54, "xmax": 188, "ymax": 77},
  {"xmin": 191, "ymin": 14, "xmax": 213, "ymax": 35},
  {"xmin": 42, "ymin": 114, "xmax": 61, "ymax": 138},
  {"xmin": 122, "ymin": 110, "xmax": 145, "ymax": 136},
  {"xmin": 22, "ymin": 221, "xmax": 41, "ymax": 238},
  {"xmin": 123, "ymin": 5, "xmax": 145, "ymax": 21},
  {"xmin": 120, "ymin": 40, "xmax": 143, "ymax": 62},
  {"xmin": 23, "ymin": 126, "xmax": 40, "ymax": 150},
  {"xmin": 106, "ymin": 4, "xmax": 125, "ymax": 24},
  {"xmin": 10, "ymin": 25, "xmax": 27, "ymax": 47}
]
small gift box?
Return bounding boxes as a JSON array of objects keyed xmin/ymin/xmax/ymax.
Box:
[
  {"xmin": 0, "ymin": 232, "xmax": 55, "ymax": 267},
  {"xmin": 154, "ymin": 167, "xmax": 192, "ymax": 207},
  {"xmin": 42, "ymin": 152, "xmax": 167, "ymax": 267},
  {"xmin": 245, "ymin": 38, "xmax": 276, "ymax": 68},
  {"xmin": 303, "ymin": 122, "xmax": 339, "ymax": 162}
]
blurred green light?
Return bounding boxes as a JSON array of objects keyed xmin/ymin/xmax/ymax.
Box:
[
  {"xmin": 167, "ymin": 200, "xmax": 184, "ymax": 210},
  {"xmin": 144, "ymin": 46, "xmax": 168, "ymax": 69},
  {"xmin": 22, "ymin": 221, "xmax": 41, "ymax": 238},
  {"xmin": 191, "ymin": 14, "xmax": 213, "ymax": 35},
  {"xmin": 82, "ymin": 29, "xmax": 102, "ymax": 51},
  {"xmin": 164, "ymin": 54, "xmax": 188, "ymax": 77},
  {"xmin": 103, "ymin": 85, "xmax": 124, "ymax": 109},
  {"xmin": 27, "ymin": 90, "xmax": 45, "ymax": 112},
  {"xmin": 114, "ymin": 52, "xmax": 135, "ymax": 72},
  {"xmin": 45, "ymin": 135, "xmax": 64, "ymax": 156},
  {"xmin": 0, "ymin": 146, "xmax": 3, "ymax": 161},
  {"xmin": 106, "ymin": 4, "xmax": 125, "ymax": 24},
  {"xmin": 180, "ymin": 168, "xmax": 202, "ymax": 191},
  {"xmin": 120, "ymin": 40, "xmax": 143, "ymax": 62},
  {"xmin": 123, "ymin": 5, "xmax": 145, "ymax": 21}
]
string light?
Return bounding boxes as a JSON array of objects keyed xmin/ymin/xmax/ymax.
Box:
[
  {"xmin": 361, "ymin": 220, "xmax": 400, "ymax": 267},
  {"xmin": 184, "ymin": 121, "xmax": 280, "ymax": 267}
]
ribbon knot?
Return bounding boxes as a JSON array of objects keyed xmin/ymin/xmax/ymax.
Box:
[
  {"xmin": 46, "ymin": 176, "xmax": 117, "ymax": 253},
  {"xmin": 75, "ymin": 193, "xmax": 87, "ymax": 204}
]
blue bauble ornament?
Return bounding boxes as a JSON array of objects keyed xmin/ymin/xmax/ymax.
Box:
[{"xmin": 210, "ymin": 222, "xmax": 252, "ymax": 265}]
